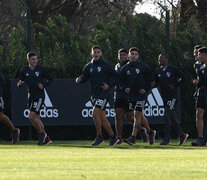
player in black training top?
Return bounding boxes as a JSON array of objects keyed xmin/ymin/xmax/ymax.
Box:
[
  {"xmin": 76, "ymin": 46, "xmax": 119, "ymax": 146},
  {"xmin": 120, "ymin": 47, "xmax": 156, "ymax": 145},
  {"xmin": 154, "ymin": 53, "xmax": 188, "ymax": 145},
  {"xmin": 0, "ymin": 72, "xmax": 20, "ymax": 144},
  {"xmin": 17, "ymin": 51, "xmax": 52, "ymax": 145},
  {"xmin": 191, "ymin": 45, "xmax": 205, "ymax": 146},
  {"xmin": 114, "ymin": 48, "xmax": 153, "ymax": 144},
  {"xmin": 193, "ymin": 47, "xmax": 207, "ymax": 146}
]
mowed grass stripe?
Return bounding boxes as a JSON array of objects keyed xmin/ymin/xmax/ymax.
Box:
[{"xmin": 0, "ymin": 140, "xmax": 207, "ymax": 180}]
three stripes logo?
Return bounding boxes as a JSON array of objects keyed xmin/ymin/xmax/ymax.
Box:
[
  {"xmin": 23, "ymin": 89, "xmax": 59, "ymax": 118},
  {"xmin": 82, "ymin": 101, "xmax": 115, "ymax": 118},
  {"xmin": 144, "ymin": 88, "xmax": 165, "ymax": 117}
]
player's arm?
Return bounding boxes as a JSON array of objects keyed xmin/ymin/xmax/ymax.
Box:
[
  {"xmin": 17, "ymin": 68, "xmax": 25, "ymax": 87},
  {"xmin": 197, "ymin": 69, "xmax": 204, "ymax": 88},
  {"xmin": 103, "ymin": 63, "xmax": 119, "ymax": 90},
  {"xmin": 142, "ymin": 65, "xmax": 154, "ymax": 93},
  {"xmin": 76, "ymin": 64, "xmax": 90, "ymax": 84},
  {"xmin": 175, "ymin": 67, "xmax": 185, "ymax": 86},
  {"xmin": 120, "ymin": 66, "xmax": 130, "ymax": 94},
  {"xmin": 40, "ymin": 67, "xmax": 53, "ymax": 88},
  {"xmin": 153, "ymin": 70, "xmax": 159, "ymax": 87}
]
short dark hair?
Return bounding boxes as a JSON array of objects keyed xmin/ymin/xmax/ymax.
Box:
[
  {"xmin": 27, "ymin": 51, "xmax": 37, "ymax": 59},
  {"xmin": 198, "ymin": 47, "xmax": 207, "ymax": 54},
  {"xmin": 194, "ymin": 45, "xmax": 203, "ymax": 50},
  {"xmin": 159, "ymin": 53, "xmax": 168, "ymax": 59},
  {"xmin": 91, "ymin": 46, "xmax": 102, "ymax": 51},
  {"xmin": 118, "ymin": 48, "xmax": 128, "ymax": 54},
  {"xmin": 129, "ymin": 47, "xmax": 139, "ymax": 53}
]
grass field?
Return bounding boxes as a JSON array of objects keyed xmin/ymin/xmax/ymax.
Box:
[{"xmin": 0, "ymin": 140, "xmax": 207, "ymax": 180}]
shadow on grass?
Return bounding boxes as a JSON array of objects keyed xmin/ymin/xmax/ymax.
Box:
[{"xmin": 0, "ymin": 140, "xmax": 206, "ymax": 150}]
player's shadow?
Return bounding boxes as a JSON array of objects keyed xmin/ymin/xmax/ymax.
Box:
[{"xmin": 45, "ymin": 140, "xmax": 206, "ymax": 150}]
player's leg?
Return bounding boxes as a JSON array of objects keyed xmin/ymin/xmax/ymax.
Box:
[
  {"xmin": 0, "ymin": 112, "xmax": 16, "ymax": 131},
  {"xmin": 170, "ymin": 112, "xmax": 188, "ymax": 145},
  {"xmin": 114, "ymin": 99, "xmax": 126, "ymax": 140},
  {"xmin": 115, "ymin": 107, "xmax": 125, "ymax": 141},
  {"xmin": 161, "ymin": 99, "xmax": 178, "ymax": 145},
  {"xmin": 192, "ymin": 95, "xmax": 205, "ymax": 146},
  {"xmin": 196, "ymin": 108, "xmax": 205, "ymax": 138},
  {"xmin": 0, "ymin": 97, "xmax": 20, "ymax": 144},
  {"xmin": 99, "ymin": 110, "xmax": 119, "ymax": 145},
  {"xmin": 160, "ymin": 100, "xmax": 173, "ymax": 145},
  {"xmin": 91, "ymin": 99, "xmax": 111, "ymax": 146},
  {"xmin": 140, "ymin": 112, "xmax": 156, "ymax": 145},
  {"xmin": 131, "ymin": 110, "xmax": 142, "ymax": 137},
  {"xmin": 124, "ymin": 101, "xmax": 142, "ymax": 145},
  {"xmin": 28, "ymin": 97, "xmax": 47, "ymax": 145},
  {"xmin": 192, "ymin": 96, "xmax": 206, "ymax": 146},
  {"xmin": 91, "ymin": 107, "xmax": 104, "ymax": 145},
  {"xmin": 99, "ymin": 110, "xmax": 113, "ymax": 136},
  {"xmin": 140, "ymin": 113, "xmax": 149, "ymax": 142}
]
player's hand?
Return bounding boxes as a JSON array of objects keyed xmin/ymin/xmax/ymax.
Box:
[
  {"xmin": 38, "ymin": 83, "xmax": 44, "ymax": 89},
  {"xmin": 125, "ymin": 88, "xmax": 131, "ymax": 94},
  {"xmin": 17, "ymin": 80, "xmax": 24, "ymax": 87},
  {"xmin": 76, "ymin": 76, "xmax": 82, "ymax": 83},
  {"xmin": 169, "ymin": 84, "xmax": 175, "ymax": 90},
  {"xmin": 139, "ymin": 89, "xmax": 146, "ymax": 94},
  {"xmin": 151, "ymin": 81, "xmax": 155, "ymax": 88},
  {"xmin": 193, "ymin": 79, "xmax": 199, "ymax": 85},
  {"xmin": 102, "ymin": 82, "xmax": 110, "ymax": 91}
]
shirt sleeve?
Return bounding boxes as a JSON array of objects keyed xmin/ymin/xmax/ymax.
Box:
[
  {"xmin": 175, "ymin": 67, "xmax": 185, "ymax": 86},
  {"xmin": 143, "ymin": 65, "xmax": 154, "ymax": 92},
  {"xmin": 19, "ymin": 67, "xmax": 25, "ymax": 81},
  {"xmin": 42, "ymin": 67, "xmax": 53, "ymax": 87},
  {"xmin": 106, "ymin": 63, "xmax": 119, "ymax": 87},
  {"xmin": 154, "ymin": 70, "xmax": 159, "ymax": 86},
  {"xmin": 80, "ymin": 64, "xmax": 91, "ymax": 83}
]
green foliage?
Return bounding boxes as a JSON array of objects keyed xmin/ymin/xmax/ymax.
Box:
[
  {"xmin": 34, "ymin": 15, "xmax": 90, "ymax": 78},
  {"xmin": 2, "ymin": 25, "xmax": 27, "ymax": 79}
]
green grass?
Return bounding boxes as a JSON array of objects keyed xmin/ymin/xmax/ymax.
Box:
[{"xmin": 0, "ymin": 140, "xmax": 207, "ymax": 180}]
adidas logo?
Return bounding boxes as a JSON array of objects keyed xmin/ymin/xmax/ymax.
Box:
[
  {"xmin": 82, "ymin": 100, "xmax": 115, "ymax": 118},
  {"xmin": 23, "ymin": 89, "xmax": 59, "ymax": 118},
  {"xmin": 144, "ymin": 88, "xmax": 165, "ymax": 117}
]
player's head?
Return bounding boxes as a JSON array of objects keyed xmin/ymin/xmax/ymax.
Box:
[
  {"xmin": 27, "ymin": 51, "xmax": 38, "ymax": 67},
  {"xmin": 158, "ymin": 53, "xmax": 168, "ymax": 66},
  {"xmin": 128, "ymin": 47, "xmax": 139, "ymax": 62},
  {"xmin": 91, "ymin": 46, "xmax": 102, "ymax": 60},
  {"xmin": 118, "ymin": 48, "xmax": 128, "ymax": 63},
  {"xmin": 194, "ymin": 45, "xmax": 203, "ymax": 61},
  {"xmin": 198, "ymin": 47, "xmax": 207, "ymax": 63}
]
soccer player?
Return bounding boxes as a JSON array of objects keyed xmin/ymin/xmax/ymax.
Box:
[
  {"xmin": 76, "ymin": 46, "xmax": 119, "ymax": 146},
  {"xmin": 0, "ymin": 72, "xmax": 20, "ymax": 144},
  {"xmin": 154, "ymin": 53, "xmax": 188, "ymax": 145},
  {"xmin": 17, "ymin": 51, "xmax": 52, "ymax": 145},
  {"xmin": 192, "ymin": 47, "xmax": 207, "ymax": 146},
  {"xmin": 114, "ymin": 48, "xmax": 153, "ymax": 144},
  {"xmin": 191, "ymin": 45, "xmax": 205, "ymax": 146},
  {"xmin": 120, "ymin": 47, "xmax": 156, "ymax": 145}
]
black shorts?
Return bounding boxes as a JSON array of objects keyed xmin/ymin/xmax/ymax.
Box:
[
  {"xmin": 128, "ymin": 100, "xmax": 145, "ymax": 112},
  {"xmin": 28, "ymin": 96, "xmax": 45, "ymax": 114},
  {"xmin": 114, "ymin": 99, "xmax": 131, "ymax": 112},
  {"xmin": 164, "ymin": 98, "xmax": 177, "ymax": 110},
  {"xmin": 0, "ymin": 97, "xmax": 4, "ymax": 112},
  {"xmin": 196, "ymin": 95, "xmax": 206, "ymax": 110},
  {"xmin": 91, "ymin": 98, "xmax": 108, "ymax": 110}
]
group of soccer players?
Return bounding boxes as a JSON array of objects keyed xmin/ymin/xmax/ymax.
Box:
[
  {"xmin": 1, "ymin": 45, "xmax": 207, "ymax": 146},
  {"xmin": 76, "ymin": 46, "xmax": 189, "ymax": 146}
]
